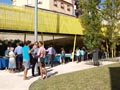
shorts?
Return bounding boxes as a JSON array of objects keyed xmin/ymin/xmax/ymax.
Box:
[
  {"xmin": 76, "ymin": 56, "xmax": 80, "ymax": 60},
  {"xmin": 23, "ymin": 60, "xmax": 30, "ymax": 69},
  {"xmin": 38, "ymin": 57, "xmax": 45, "ymax": 67},
  {"xmin": 16, "ymin": 54, "xmax": 23, "ymax": 62},
  {"xmin": 61, "ymin": 56, "xmax": 65, "ymax": 60}
]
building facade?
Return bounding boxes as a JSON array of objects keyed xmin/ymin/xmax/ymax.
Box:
[
  {"xmin": 11, "ymin": 0, "xmax": 74, "ymax": 15},
  {"xmin": 74, "ymin": 0, "xmax": 82, "ymax": 17}
]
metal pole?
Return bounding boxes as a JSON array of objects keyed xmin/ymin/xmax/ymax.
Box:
[
  {"xmin": 41, "ymin": 32, "xmax": 44, "ymax": 44},
  {"xmin": 34, "ymin": 0, "xmax": 38, "ymax": 75},
  {"xmin": 34, "ymin": 0, "xmax": 38, "ymax": 42},
  {"xmin": 24, "ymin": 33, "xmax": 26, "ymax": 43},
  {"xmin": 53, "ymin": 35, "xmax": 54, "ymax": 45},
  {"xmin": 72, "ymin": 35, "xmax": 77, "ymax": 62}
]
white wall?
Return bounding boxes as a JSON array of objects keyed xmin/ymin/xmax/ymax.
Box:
[
  {"xmin": 13, "ymin": 0, "xmax": 27, "ymax": 6},
  {"xmin": 13, "ymin": 0, "xmax": 50, "ymax": 10},
  {"xmin": 64, "ymin": 0, "xmax": 73, "ymax": 3}
]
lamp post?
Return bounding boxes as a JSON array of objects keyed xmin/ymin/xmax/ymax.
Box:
[
  {"xmin": 34, "ymin": 0, "xmax": 38, "ymax": 42},
  {"xmin": 34, "ymin": 0, "xmax": 38, "ymax": 75}
]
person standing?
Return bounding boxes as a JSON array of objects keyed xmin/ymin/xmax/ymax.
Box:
[
  {"xmin": 37, "ymin": 41, "xmax": 47, "ymax": 79},
  {"xmin": 46, "ymin": 44, "xmax": 56, "ymax": 67},
  {"xmin": 22, "ymin": 41, "xmax": 31, "ymax": 80},
  {"xmin": 76, "ymin": 47, "xmax": 80, "ymax": 63},
  {"xmin": 4, "ymin": 47, "xmax": 10, "ymax": 70},
  {"xmin": 80, "ymin": 47, "xmax": 85, "ymax": 61},
  {"xmin": 60, "ymin": 48, "xmax": 65, "ymax": 64},
  {"xmin": 30, "ymin": 42, "xmax": 40, "ymax": 76},
  {"xmin": 14, "ymin": 43, "xmax": 23, "ymax": 71},
  {"xmin": 8, "ymin": 47, "xmax": 16, "ymax": 73}
]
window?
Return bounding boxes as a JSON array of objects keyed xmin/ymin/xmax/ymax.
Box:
[
  {"xmin": 67, "ymin": 5, "xmax": 70, "ymax": 11},
  {"xmin": 12, "ymin": 0, "xmax": 16, "ymax": 5},
  {"xmin": 61, "ymin": 2, "xmax": 64, "ymax": 9},
  {"xmin": 54, "ymin": 0, "xmax": 57, "ymax": 7},
  {"xmin": 27, "ymin": 0, "xmax": 32, "ymax": 5},
  {"xmin": 38, "ymin": 0, "xmax": 42, "ymax": 4}
]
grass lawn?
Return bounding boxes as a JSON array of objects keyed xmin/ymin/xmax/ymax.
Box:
[{"xmin": 29, "ymin": 63, "xmax": 120, "ymax": 90}]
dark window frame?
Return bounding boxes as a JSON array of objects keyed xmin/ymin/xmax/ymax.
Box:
[
  {"xmin": 54, "ymin": 0, "xmax": 57, "ymax": 7},
  {"xmin": 67, "ymin": 5, "xmax": 70, "ymax": 11},
  {"xmin": 61, "ymin": 2, "xmax": 64, "ymax": 9}
]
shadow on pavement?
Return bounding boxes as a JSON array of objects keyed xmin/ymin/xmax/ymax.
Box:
[
  {"xmin": 109, "ymin": 67, "xmax": 120, "ymax": 90},
  {"xmin": 47, "ymin": 69, "xmax": 53, "ymax": 72},
  {"xmin": 48, "ymin": 71, "xmax": 58, "ymax": 78}
]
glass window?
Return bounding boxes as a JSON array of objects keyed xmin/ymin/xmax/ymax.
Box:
[
  {"xmin": 54, "ymin": 0, "xmax": 57, "ymax": 7},
  {"xmin": 12, "ymin": 0, "xmax": 16, "ymax": 5},
  {"xmin": 61, "ymin": 2, "xmax": 64, "ymax": 9},
  {"xmin": 67, "ymin": 5, "xmax": 70, "ymax": 11},
  {"xmin": 38, "ymin": 0, "xmax": 42, "ymax": 4},
  {"xmin": 27, "ymin": 0, "xmax": 32, "ymax": 5}
]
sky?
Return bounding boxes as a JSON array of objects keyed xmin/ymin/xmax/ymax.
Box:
[{"xmin": 0, "ymin": 0, "xmax": 12, "ymax": 5}]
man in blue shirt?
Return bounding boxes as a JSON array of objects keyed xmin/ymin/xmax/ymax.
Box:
[
  {"xmin": 14, "ymin": 43, "xmax": 23, "ymax": 71},
  {"xmin": 22, "ymin": 41, "xmax": 31, "ymax": 80},
  {"xmin": 46, "ymin": 44, "xmax": 56, "ymax": 67}
]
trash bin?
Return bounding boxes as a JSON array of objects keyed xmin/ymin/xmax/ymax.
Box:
[{"xmin": 93, "ymin": 49, "xmax": 99, "ymax": 66}]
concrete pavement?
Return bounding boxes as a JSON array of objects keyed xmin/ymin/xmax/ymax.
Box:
[{"xmin": 0, "ymin": 61, "xmax": 117, "ymax": 90}]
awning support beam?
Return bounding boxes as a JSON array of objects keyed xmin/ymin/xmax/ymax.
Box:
[{"xmin": 72, "ymin": 34, "xmax": 77, "ymax": 62}]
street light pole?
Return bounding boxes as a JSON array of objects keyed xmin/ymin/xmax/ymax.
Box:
[
  {"xmin": 34, "ymin": 0, "xmax": 38, "ymax": 75},
  {"xmin": 34, "ymin": 0, "xmax": 38, "ymax": 42}
]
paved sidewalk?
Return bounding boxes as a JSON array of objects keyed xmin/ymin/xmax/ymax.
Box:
[{"xmin": 0, "ymin": 61, "xmax": 117, "ymax": 90}]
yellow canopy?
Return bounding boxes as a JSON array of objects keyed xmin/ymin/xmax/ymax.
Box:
[{"xmin": 0, "ymin": 4, "xmax": 84, "ymax": 35}]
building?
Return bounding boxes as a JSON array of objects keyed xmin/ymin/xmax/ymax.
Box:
[
  {"xmin": 11, "ymin": 0, "xmax": 74, "ymax": 15},
  {"xmin": 74, "ymin": 0, "xmax": 82, "ymax": 17}
]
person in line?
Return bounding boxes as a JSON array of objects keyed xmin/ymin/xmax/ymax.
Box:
[
  {"xmin": 83, "ymin": 47, "xmax": 88, "ymax": 60},
  {"xmin": 60, "ymin": 48, "xmax": 65, "ymax": 64},
  {"xmin": 80, "ymin": 47, "xmax": 85, "ymax": 61},
  {"xmin": 30, "ymin": 42, "xmax": 40, "ymax": 77},
  {"xmin": 37, "ymin": 41, "xmax": 47, "ymax": 80},
  {"xmin": 22, "ymin": 41, "xmax": 31, "ymax": 80},
  {"xmin": 14, "ymin": 43, "xmax": 23, "ymax": 71},
  {"xmin": 76, "ymin": 47, "xmax": 80, "ymax": 63},
  {"xmin": 46, "ymin": 44, "xmax": 56, "ymax": 67},
  {"xmin": 8, "ymin": 47, "xmax": 16, "ymax": 73},
  {"xmin": 4, "ymin": 47, "xmax": 10, "ymax": 70}
]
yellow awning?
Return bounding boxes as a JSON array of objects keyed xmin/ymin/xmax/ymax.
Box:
[{"xmin": 0, "ymin": 4, "xmax": 83, "ymax": 35}]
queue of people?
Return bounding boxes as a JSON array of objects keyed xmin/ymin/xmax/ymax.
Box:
[
  {"xmin": 3, "ymin": 40, "xmax": 91, "ymax": 80},
  {"xmin": 75, "ymin": 47, "xmax": 86, "ymax": 63},
  {"xmin": 4, "ymin": 41, "xmax": 48, "ymax": 80}
]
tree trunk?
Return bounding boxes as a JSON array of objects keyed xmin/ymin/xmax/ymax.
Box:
[
  {"xmin": 111, "ymin": 47, "xmax": 114, "ymax": 58},
  {"xmin": 113, "ymin": 43, "xmax": 116, "ymax": 57},
  {"xmin": 106, "ymin": 40, "xmax": 109, "ymax": 58}
]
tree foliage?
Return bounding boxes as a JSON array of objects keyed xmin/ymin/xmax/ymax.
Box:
[
  {"xmin": 100, "ymin": 0, "xmax": 120, "ymax": 57},
  {"xmin": 79, "ymin": 0, "xmax": 102, "ymax": 50}
]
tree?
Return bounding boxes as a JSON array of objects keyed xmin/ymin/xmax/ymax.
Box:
[
  {"xmin": 100, "ymin": 0, "xmax": 120, "ymax": 57},
  {"xmin": 79, "ymin": 0, "xmax": 102, "ymax": 51}
]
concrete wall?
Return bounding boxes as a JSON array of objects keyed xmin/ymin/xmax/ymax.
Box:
[
  {"xmin": 12, "ymin": 0, "xmax": 27, "ymax": 6},
  {"xmin": 12, "ymin": 0, "xmax": 74, "ymax": 15},
  {"xmin": 12, "ymin": 0, "xmax": 49, "ymax": 9},
  {"xmin": 49, "ymin": 0, "xmax": 73, "ymax": 15}
]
